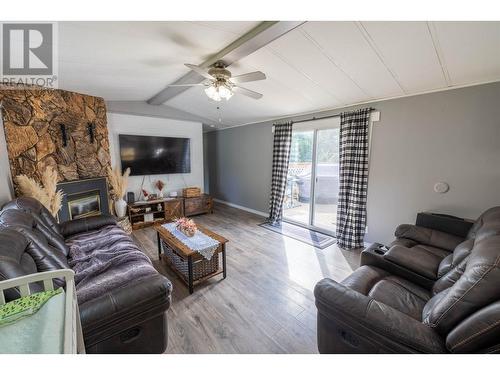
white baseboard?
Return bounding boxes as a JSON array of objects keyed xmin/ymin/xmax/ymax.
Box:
[{"xmin": 213, "ymin": 198, "xmax": 268, "ymax": 217}]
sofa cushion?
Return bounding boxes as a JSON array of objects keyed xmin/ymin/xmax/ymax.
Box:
[
  {"xmin": 446, "ymin": 300, "xmax": 500, "ymax": 353},
  {"xmin": 341, "ymin": 265, "xmax": 431, "ymax": 320},
  {"xmin": 59, "ymin": 214, "xmax": 117, "ymax": 238},
  {"xmin": 315, "ymin": 277, "xmax": 447, "ymax": 353},
  {"xmin": 0, "ymin": 229, "xmax": 43, "ymax": 301},
  {"xmin": 432, "ymin": 257, "xmax": 468, "ymax": 295},
  {"xmin": 466, "ymin": 207, "xmax": 500, "ymax": 240},
  {"xmin": 394, "ymin": 224, "xmax": 465, "ymax": 252},
  {"xmin": 0, "ymin": 210, "xmax": 69, "ymax": 272},
  {"xmin": 423, "ymin": 234, "xmax": 500, "ymax": 335},
  {"xmin": 341, "ymin": 265, "xmax": 389, "ymax": 294},
  {"xmin": 384, "ymin": 245, "xmax": 445, "ymax": 280},
  {"xmin": 65, "ymin": 224, "xmax": 159, "ymax": 304},
  {"xmin": 0, "ymin": 201, "xmax": 69, "ymax": 257},
  {"xmin": 2, "ymin": 197, "xmax": 63, "ymax": 238},
  {"xmin": 368, "ymin": 278, "xmax": 431, "ymax": 320}
]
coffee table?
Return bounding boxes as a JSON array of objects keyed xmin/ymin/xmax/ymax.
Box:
[{"xmin": 154, "ymin": 223, "xmax": 228, "ymax": 294}]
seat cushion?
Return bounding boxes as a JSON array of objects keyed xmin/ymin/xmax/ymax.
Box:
[
  {"xmin": 414, "ymin": 244, "xmax": 450, "ymax": 259},
  {"xmin": 384, "ymin": 245, "xmax": 448, "ymax": 280},
  {"xmin": 394, "ymin": 224, "xmax": 465, "ymax": 252},
  {"xmin": 342, "ymin": 265, "xmax": 431, "ymax": 320},
  {"xmin": 65, "ymin": 224, "xmax": 159, "ymax": 304}
]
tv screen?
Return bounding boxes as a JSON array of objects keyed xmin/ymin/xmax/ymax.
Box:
[{"xmin": 119, "ymin": 134, "xmax": 191, "ymax": 175}]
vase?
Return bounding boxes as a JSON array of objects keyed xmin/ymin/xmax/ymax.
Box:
[
  {"xmin": 114, "ymin": 198, "xmax": 127, "ymax": 218},
  {"xmin": 158, "ymin": 190, "xmax": 164, "ymax": 198}
]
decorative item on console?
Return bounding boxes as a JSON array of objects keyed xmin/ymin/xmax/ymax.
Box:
[
  {"xmin": 183, "ymin": 187, "xmax": 201, "ymax": 198},
  {"xmin": 127, "ymin": 192, "xmax": 135, "ymax": 204},
  {"xmin": 141, "ymin": 188, "xmax": 157, "ymax": 201},
  {"xmin": 155, "ymin": 180, "xmax": 165, "ymax": 198},
  {"xmin": 175, "ymin": 217, "xmax": 197, "ymax": 237},
  {"xmin": 107, "ymin": 166, "xmax": 131, "ymax": 218}
]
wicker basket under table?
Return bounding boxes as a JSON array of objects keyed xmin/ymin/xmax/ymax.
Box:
[{"xmin": 154, "ymin": 223, "xmax": 228, "ymax": 294}]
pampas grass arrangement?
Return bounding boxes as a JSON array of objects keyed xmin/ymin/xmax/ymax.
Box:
[
  {"xmin": 16, "ymin": 167, "xmax": 64, "ymax": 216},
  {"xmin": 107, "ymin": 166, "xmax": 131, "ymax": 199}
]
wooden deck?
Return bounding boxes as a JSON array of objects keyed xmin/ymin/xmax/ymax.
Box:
[{"xmin": 133, "ymin": 202, "xmax": 361, "ymax": 354}]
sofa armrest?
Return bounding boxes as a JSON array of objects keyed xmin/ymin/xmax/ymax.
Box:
[
  {"xmin": 60, "ymin": 214, "xmax": 118, "ymax": 238},
  {"xmin": 79, "ymin": 273, "xmax": 172, "ymax": 352},
  {"xmin": 314, "ymin": 278, "xmax": 446, "ymax": 353},
  {"xmin": 395, "ymin": 224, "xmax": 464, "ymax": 251},
  {"xmin": 383, "ymin": 244, "xmax": 444, "ymax": 280}
]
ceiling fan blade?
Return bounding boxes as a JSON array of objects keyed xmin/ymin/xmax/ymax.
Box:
[
  {"xmin": 230, "ymin": 71, "xmax": 266, "ymax": 83},
  {"xmin": 233, "ymin": 86, "xmax": 263, "ymax": 100},
  {"xmin": 185, "ymin": 63, "xmax": 214, "ymax": 80},
  {"xmin": 166, "ymin": 83, "xmax": 206, "ymax": 87}
]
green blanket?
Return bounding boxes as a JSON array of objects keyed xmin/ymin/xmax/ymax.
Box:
[
  {"xmin": 0, "ymin": 288, "xmax": 62, "ymax": 327},
  {"xmin": 0, "ymin": 288, "xmax": 66, "ymax": 354}
]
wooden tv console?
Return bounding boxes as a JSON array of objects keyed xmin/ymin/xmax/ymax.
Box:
[{"xmin": 127, "ymin": 194, "xmax": 213, "ymax": 230}]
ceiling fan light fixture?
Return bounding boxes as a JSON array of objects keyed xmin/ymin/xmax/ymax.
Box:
[
  {"xmin": 204, "ymin": 81, "xmax": 233, "ymax": 101},
  {"xmin": 183, "ymin": 63, "xmax": 265, "ymax": 101},
  {"xmin": 218, "ymin": 84, "xmax": 233, "ymax": 100},
  {"xmin": 204, "ymin": 85, "xmax": 221, "ymax": 101}
]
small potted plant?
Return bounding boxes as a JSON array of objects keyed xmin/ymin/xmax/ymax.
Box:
[
  {"xmin": 156, "ymin": 180, "xmax": 165, "ymax": 198},
  {"xmin": 175, "ymin": 217, "xmax": 197, "ymax": 237}
]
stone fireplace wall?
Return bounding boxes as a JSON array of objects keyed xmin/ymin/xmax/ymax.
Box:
[{"xmin": 0, "ymin": 86, "xmax": 111, "ymax": 194}]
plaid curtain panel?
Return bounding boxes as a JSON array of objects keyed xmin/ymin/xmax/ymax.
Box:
[
  {"xmin": 336, "ymin": 108, "xmax": 371, "ymax": 249},
  {"xmin": 268, "ymin": 122, "xmax": 293, "ymax": 225}
]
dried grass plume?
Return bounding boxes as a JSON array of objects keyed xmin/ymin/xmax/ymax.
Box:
[
  {"xmin": 16, "ymin": 167, "xmax": 64, "ymax": 216},
  {"xmin": 107, "ymin": 166, "xmax": 131, "ymax": 199}
]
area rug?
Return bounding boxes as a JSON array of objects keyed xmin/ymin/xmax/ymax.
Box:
[{"xmin": 259, "ymin": 221, "xmax": 336, "ymax": 249}]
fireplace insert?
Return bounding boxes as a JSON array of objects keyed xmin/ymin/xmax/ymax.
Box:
[{"xmin": 56, "ymin": 177, "xmax": 110, "ymax": 222}]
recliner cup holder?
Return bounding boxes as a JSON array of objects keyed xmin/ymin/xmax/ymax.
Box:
[{"xmin": 374, "ymin": 248, "xmax": 386, "ymax": 255}]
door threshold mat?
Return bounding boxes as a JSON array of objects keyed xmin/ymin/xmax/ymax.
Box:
[{"xmin": 259, "ymin": 221, "xmax": 336, "ymax": 249}]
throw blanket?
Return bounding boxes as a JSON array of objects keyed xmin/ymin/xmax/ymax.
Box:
[{"xmin": 66, "ymin": 225, "xmax": 157, "ymax": 304}]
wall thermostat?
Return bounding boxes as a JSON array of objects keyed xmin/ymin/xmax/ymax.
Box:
[{"xmin": 434, "ymin": 182, "xmax": 449, "ymax": 194}]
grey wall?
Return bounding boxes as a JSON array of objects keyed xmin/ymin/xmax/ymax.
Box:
[
  {"xmin": 205, "ymin": 82, "xmax": 500, "ymax": 244},
  {"xmin": 205, "ymin": 122, "xmax": 273, "ymax": 214}
]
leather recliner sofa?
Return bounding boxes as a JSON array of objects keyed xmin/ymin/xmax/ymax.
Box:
[
  {"xmin": 314, "ymin": 207, "xmax": 500, "ymax": 353},
  {"xmin": 0, "ymin": 197, "xmax": 172, "ymax": 354},
  {"xmin": 361, "ymin": 208, "xmax": 500, "ymax": 289}
]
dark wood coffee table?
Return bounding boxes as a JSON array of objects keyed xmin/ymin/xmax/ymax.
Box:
[{"xmin": 154, "ymin": 224, "xmax": 228, "ymax": 294}]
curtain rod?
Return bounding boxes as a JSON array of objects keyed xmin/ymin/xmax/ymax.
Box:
[{"xmin": 288, "ymin": 107, "xmax": 376, "ymax": 125}]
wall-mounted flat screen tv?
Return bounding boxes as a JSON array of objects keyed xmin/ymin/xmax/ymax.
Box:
[{"xmin": 119, "ymin": 134, "xmax": 191, "ymax": 175}]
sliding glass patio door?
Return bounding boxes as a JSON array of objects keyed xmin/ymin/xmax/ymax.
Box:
[{"xmin": 282, "ymin": 119, "xmax": 339, "ymax": 235}]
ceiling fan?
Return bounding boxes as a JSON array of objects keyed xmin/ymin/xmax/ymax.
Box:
[{"xmin": 167, "ymin": 61, "xmax": 266, "ymax": 101}]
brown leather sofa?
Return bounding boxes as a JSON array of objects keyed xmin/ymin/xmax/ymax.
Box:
[
  {"xmin": 315, "ymin": 207, "xmax": 500, "ymax": 353},
  {"xmin": 361, "ymin": 208, "xmax": 500, "ymax": 288},
  {"xmin": 0, "ymin": 197, "xmax": 172, "ymax": 354}
]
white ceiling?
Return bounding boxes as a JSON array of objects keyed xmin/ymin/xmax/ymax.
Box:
[{"xmin": 58, "ymin": 21, "xmax": 500, "ymax": 129}]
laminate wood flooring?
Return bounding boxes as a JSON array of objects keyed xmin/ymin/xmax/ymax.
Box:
[{"xmin": 132, "ymin": 202, "xmax": 361, "ymax": 354}]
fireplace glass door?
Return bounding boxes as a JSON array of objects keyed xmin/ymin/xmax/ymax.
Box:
[{"xmin": 67, "ymin": 189, "xmax": 101, "ymax": 220}]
